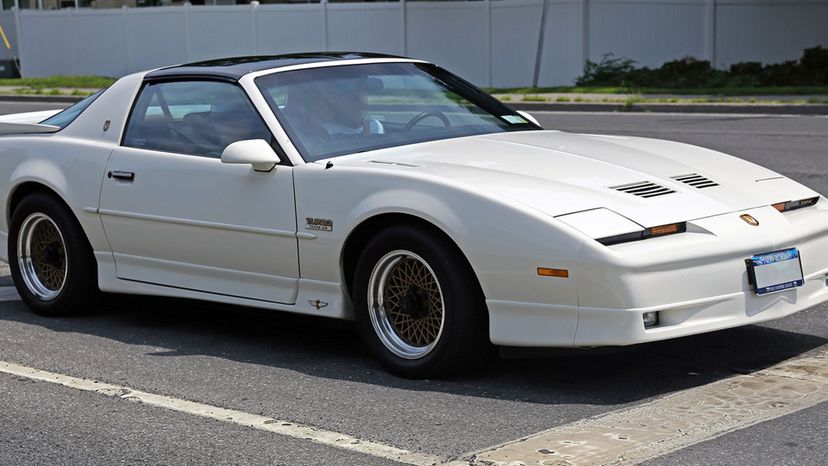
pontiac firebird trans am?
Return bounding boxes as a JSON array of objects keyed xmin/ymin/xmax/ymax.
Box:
[{"xmin": 1, "ymin": 53, "xmax": 827, "ymax": 377}]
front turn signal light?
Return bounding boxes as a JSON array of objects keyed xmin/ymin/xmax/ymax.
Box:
[
  {"xmin": 773, "ymin": 197, "xmax": 819, "ymax": 213},
  {"xmin": 649, "ymin": 223, "xmax": 682, "ymax": 237},
  {"xmin": 597, "ymin": 222, "xmax": 687, "ymax": 246}
]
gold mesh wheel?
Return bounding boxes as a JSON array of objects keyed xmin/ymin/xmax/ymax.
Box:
[
  {"xmin": 368, "ymin": 250, "xmax": 445, "ymax": 359},
  {"xmin": 17, "ymin": 213, "xmax": 68, "ymax": 301}
]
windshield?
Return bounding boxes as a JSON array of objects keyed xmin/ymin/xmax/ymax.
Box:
[
  {"xmin": 255, "ymin": 62, "xmax": 539, "ymax": 161},
  {"xmin": 40, "ymin": 89, "xmax": 105, "ymax": 129}
]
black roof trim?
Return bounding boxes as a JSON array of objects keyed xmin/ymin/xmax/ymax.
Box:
[{"xmin": 144, "ymin": 52, "xmax": 407, "ymax": 81}]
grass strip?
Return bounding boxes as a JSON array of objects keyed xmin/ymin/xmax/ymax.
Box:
[{"xmin": 0, "ymin": 75, "xmax": 115, "ymax": 89}]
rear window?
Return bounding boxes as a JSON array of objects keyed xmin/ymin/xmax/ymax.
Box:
[{"xmin": 40, "ymin": 90, "xmax": 104, "ymax": 129}]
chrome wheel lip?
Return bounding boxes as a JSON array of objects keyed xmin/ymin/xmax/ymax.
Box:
[
  {"xmin": 367, "ymin": 249, "xmax": 446, "ymax": 360},
  {"xmin": 17, "ymin": 212, "xmax": 67, "ymax": 301}
]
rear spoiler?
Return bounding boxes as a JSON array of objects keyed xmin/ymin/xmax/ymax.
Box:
[{"xmin": 0, "ymin": 122, "xmax": 61, "ymax": 136}]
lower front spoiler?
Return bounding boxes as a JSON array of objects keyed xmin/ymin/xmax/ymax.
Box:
[{"xmin": 487, "ymin": 272, "xmax": 828, "ymax": 347}]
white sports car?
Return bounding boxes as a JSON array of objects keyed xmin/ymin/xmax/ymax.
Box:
[{"xmin": 1, "ymin": 53, "xmax": 826, "ymax": 377}]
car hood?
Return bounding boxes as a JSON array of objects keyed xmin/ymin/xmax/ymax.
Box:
[{"xmin": 334, "ymin": 130, "xmax": 819, "ymax": 227}]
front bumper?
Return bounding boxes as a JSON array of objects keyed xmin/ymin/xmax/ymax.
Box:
[
  {"xmin": 488, "ymin": 204, "xmax": 828, "ymax": 347},
  {"xmin": 573, "ymin": 272, "xmax": 828, "ymax": 346}
]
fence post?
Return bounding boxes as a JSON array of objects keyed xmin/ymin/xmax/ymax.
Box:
[
  {"xmin": 705, "ymin": 0, "xmax": 716, "ymax": 66},
  {"xmin": 250, "ymin": 0, "xmax": 258, "ymax": 55},
  {"xmin": 581, "ymin": 0, "xmax": 589, "ymax": 71},
  {"xmin": 321, "ymin": 0, "xmax": 328, "ymax": 51},
  {"xmin": 122, "ymin": 5, "xmax": 132, "ymax": 75},
  {"xmin": 184, "ymin": 2, "xmax": 192, "ymax": 62},
  {"xmin": 11, "ymin": 6, "xmax": 22, "ymax": 76},
  {"xmin": 486, "ymin": 0, "xmax": 492, "ymax": 88},
  {"xmin": 68, "ymin": 7, "xmax": 77, "ymax": 75},
  {"xmin": 400, "ymin": 0, "xmax": 407, "ymax": 56},
  {"xmin": 532, "ymin": 0, "xmax": 550, "ymax": 87}
]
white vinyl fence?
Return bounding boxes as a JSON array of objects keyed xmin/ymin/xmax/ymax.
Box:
[{"xmin": 3, "ymin": 0, "xmax": 828, "ymax": 87}]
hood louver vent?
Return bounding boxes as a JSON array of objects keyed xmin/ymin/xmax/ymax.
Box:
[
  {"xmin": 672, "ymin": 173, "xmax": 719, "ymax": 189},
  {"xmin": 611, "ymin": 181, "xmax": 676, "ymax": 198}
]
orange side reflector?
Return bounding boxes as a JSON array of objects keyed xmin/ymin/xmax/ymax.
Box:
[
  {"xmin": 537, "ymin": 267, "xmax": 569, "ymax": 278},
  {"xmin": 772, "ymin": 202, "xmax": 786, "ymax": 212},
  {"xmin": 650, "ymin": 223, "xmax": 681, "ymax": 237}
]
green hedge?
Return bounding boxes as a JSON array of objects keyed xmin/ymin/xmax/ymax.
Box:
[{"xmin": 576, "ymin": 46, "xmax": 828, "ymax": 88}]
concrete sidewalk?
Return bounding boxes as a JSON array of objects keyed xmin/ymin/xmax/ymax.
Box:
[
  {"xmin": 496, "ymin": 91, "xmax": 828, "ymax": 114},
  {"xmin": 509, "ymin": 101, "xmax": 828, "ymax": 115},
  {"xmin": 0, "ymin": 94, "xmax": 85, "ymax": 103},
  {"xmin": 493, "ymin": 92, "xmax": 828, "ymax": 104}
]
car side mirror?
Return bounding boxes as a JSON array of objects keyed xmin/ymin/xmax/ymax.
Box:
[
  {"xmin": 221, "ymin": 139, "xmax": 281, "ymax": 172},
  {"xmin": 517, "ymin": 110, "xmax": 541, "ymax": 127}
]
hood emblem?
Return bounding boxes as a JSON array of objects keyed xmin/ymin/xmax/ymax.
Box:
[{"xmin": 740, "ymin": 214, "xmax": 759, "ymax": 226}]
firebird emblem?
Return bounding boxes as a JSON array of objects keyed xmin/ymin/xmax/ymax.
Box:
[
  {"xmin": 309, "ymin": 300, "xmax": 329, "ymax": 310},
  {"xmin": 740, "ymin": 214, "xmax": 759, "ymax": 226}
]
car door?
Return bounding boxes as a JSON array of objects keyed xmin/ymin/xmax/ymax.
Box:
[{"xmin": 99, "ymin": 79, "xmax": 299, "ymax": 304}]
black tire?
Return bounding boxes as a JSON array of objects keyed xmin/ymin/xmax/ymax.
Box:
[
  {"xmin": 8, "ymin": 192, "xmax": 98, "ymax": 316},
  {"xmin": 353, "ymin": 225, "xmax": 491, "ymax": 378}
]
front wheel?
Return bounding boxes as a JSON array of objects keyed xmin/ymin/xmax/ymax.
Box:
[
  {"xmin": 9, "ymin": 193, "xmax": 98, "ymax": 316},
  {"xmin": 353, "ymin": 226, "xmax": 491, "ymax": 378}
]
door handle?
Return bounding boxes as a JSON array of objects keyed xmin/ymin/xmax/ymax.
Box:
[{"xmin": 108, "ymin": 170, "xmax": 135, "ymax": 182}]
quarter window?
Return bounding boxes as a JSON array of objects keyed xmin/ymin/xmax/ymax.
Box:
[
  {"xmin": 41, "ymin": 89, "xmax": 104, "ymax": 129},
  {"xmin": 123, "ymin": 80, "xmax": 274, "ymax": 159}
]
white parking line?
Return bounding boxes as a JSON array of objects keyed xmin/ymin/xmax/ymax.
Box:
[
  {"xmin": 452, "ymin": 350, "xmax": 828, "ymax": 465},
  {"xmin": 0, "ymin": 360, "xmax": 442, "ymax": 466}
]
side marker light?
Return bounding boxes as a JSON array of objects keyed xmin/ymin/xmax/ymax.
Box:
[{"xmin": 537, "ymin": 268, "xmax": 569, "ymax": 278}]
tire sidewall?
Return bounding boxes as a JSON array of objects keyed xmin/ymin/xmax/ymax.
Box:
[
  {"xmin": 8, "ymin": 193, "xmax": 95, "ymax": 315},
  {"xmin": 353, "ymin": 226, "xmax": 488, "ymax": 377}
]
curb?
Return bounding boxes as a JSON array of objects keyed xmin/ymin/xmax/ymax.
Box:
[
  {"xmin": 508, "ymin": 102, "xmax": 828, "ymax": 115},
  {"xmin": 0, "ymin": 95, "xmax": 84, "ymax": 103}
]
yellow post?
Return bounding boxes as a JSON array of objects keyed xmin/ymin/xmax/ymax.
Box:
[
  {"xmin": 0, "ymin": 25, "xmax": 10, "ymax": 51},
  {"xmin": 0, "ymin": 24, "xmax": 21, "ymax": 77}
]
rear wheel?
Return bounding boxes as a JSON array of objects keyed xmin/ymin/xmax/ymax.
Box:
[
  {"xmin": 353, "ymin": 225, "xmax": 491, "ymax": 378},
  {"xmin": 9, "ymin": 193, "xmax": 97, "ymax": 316}
]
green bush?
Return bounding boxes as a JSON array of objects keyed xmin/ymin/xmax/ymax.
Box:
[
  {"xmin": 575, "ymin": 54, "xmax": 637, "ymax": 86},
  {"xmin": 576, "ymin": 46, "xmax": 828, "ymax": 88},
  {"xmin": 653, "ymin": 57, "xmax": 724, "ymax": 87},
  {"xmin": 800, "ymin": 46, "xmax": 828, "ymax": 84}
]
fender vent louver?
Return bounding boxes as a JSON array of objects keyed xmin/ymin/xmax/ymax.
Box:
[
  {"xmin": 611, "ymin": 181, "xmax": 676, "ymax": 198},
  {"xmin": 672, "ymin": 173, "xmax": 719, "ymax": 189}
]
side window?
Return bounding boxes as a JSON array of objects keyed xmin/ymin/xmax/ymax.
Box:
[{"xmin": 123, "ymin": 80, "xmax": 273, "ymax": 159}]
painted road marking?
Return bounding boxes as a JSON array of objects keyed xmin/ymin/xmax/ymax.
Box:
[
  {"xmin": 0, "ymin": 286, "xmax": 20, "ymax": 302},
  {"xmin": 0, "ymin": 360, "xmax": 442, "ymax": 466},
  {"xmin": 452, "ymin": 350, "xmax": 828, "ymax": 465},
  {"xmin": 1, "ymin": 332, "xmax": 825, "ymax": 465}
]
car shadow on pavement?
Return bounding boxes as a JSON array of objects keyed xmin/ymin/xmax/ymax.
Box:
[{"xmin": 0, "ymin": 292, "xmax": 825, "ymax": 407}]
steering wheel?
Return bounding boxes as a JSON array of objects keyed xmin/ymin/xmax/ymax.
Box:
[{"xmin": 403, "ymin": 111, "xmax": 451, "ymax": 131}]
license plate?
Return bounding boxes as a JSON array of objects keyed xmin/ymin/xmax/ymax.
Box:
[{"xmin": 746, "ymin": 248, "xmax": 804, "ymax": 296}]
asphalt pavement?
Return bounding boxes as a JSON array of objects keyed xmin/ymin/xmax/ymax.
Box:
[{"xmin": 0, "ymin": 102, "xmax": 826, "ymax": 465}]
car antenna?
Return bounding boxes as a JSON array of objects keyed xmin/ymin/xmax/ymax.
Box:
[{"xmin": 325, "ymin": 161, "xmax": 334, "ymax": 170}]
